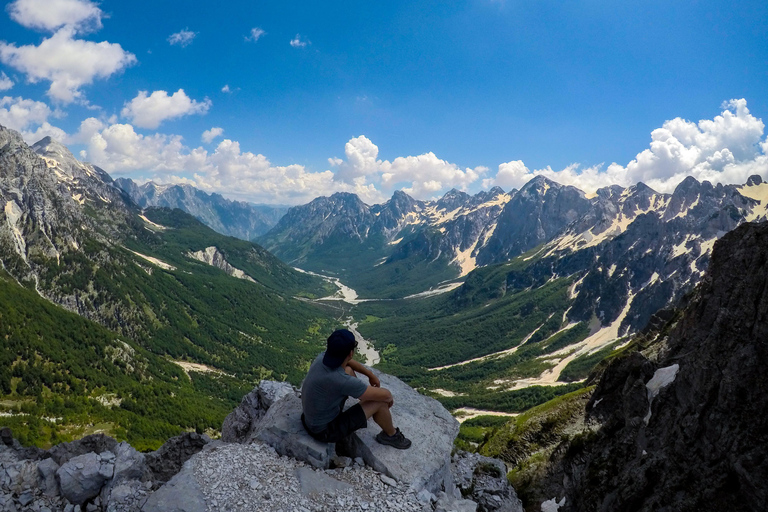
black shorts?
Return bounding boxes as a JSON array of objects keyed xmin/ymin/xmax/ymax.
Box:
[{"xmin": 302, "ymin": 403, "xmax": 367, "ymax": 443}]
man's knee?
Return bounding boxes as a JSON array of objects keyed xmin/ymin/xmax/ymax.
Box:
[{"xmin": 360, "ymin": 400, "xmax": 386, "ymax": 419}]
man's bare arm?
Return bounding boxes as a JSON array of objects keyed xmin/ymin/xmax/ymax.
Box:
[{"xmin": 347, "ymin": 359, "xmax": 381, "ymax": 387}]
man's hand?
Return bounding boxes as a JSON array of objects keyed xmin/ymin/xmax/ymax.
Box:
[{"xmin": 369, "ymin": 374, "xmax": 381, "ymax": 388}]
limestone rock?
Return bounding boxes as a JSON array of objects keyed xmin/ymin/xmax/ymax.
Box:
[
  {"xmin": 56, "ymin": 452, "xmax": 112, "ymax": 505},
  {"xmin": 257, "ymin": 380, "xmax": 295, "ymax": 409},
  {"xmin": 36, "ymin": 457, "xmax": 60, "ymax": 497},
  {"xmin": 100, "ymin": 442, "xmax": 151, "ymax": 509},
  {"xmin": 252, "ymin": 394, "xmax": 336, "ymax": 469},
  {"xmin": 141, "ymin": 459, "xmax": 206, "ymax": 512},
  {"xmin": 451, "ymin": 451, "xmax": 523, "ymax": 512},
  {"xmin": 145, "ymin": 433, "xmax": 209, "ymax": 484},
  {"xmin": 436, "ymin": 492, "xmax": 479, "ymax": 512},
  {"xmin": 221, "ymin": 387, "xmax": 262, "ymax": 443},
  {"xmin": 340, "ymin": 369, "xmax": 459, "ymax": 494}
]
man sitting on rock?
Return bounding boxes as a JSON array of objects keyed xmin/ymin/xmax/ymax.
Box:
[{"xmin": 301, "ymin": 329, "xmax": 411, "ymax": 449}]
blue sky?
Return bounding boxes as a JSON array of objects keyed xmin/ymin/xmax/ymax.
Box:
[{"xmin": 1, "ymin": 0, "xmax": 767, "ymax": 204}]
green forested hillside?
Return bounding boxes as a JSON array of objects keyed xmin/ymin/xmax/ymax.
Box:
[
  {"xmin": 2, "ymin": 208, "xmax": 339, "ymax": 449},
  {"xmin": 0, "ymin": 270, "xmax": 237, "ymax": 450}
]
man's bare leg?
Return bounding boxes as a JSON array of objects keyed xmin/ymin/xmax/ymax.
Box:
[
  {"xmin": 345, "ymin": 364, "xmax": 397, "ymax": 436},
  {"xmin": 359, "ymin": 400, "xmax": 396, "ymax": 436}
]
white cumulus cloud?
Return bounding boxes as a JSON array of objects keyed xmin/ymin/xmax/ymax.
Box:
[
  {"xmin": 121, "ymin": 89, "xmax": 211, "ymax": 129},
  {"xmin": 168, "ymin": 29, "xmax": 197, "ymax": 47},
  {"xmin": 0, "ymin": 72, "xmax": 13, "ymax": 91},
  {"xmin": 221, "ymin": 84, "xmax": 231, "ymax": 93},
  {"xmin": 246, "ymin": 28, "xmax": 266, "ymax": 42},
  {"xmin": 0, "ymin": 95, "xmax": 67, "ymax": 143},
  {"xmin": 483, "ymin": 99, "xmax": 768, "ymax": 194},
  {"xmin": 76, "ymin": 120, "xmax": 373, "ymax": 204},
  {"xmin": 330, "ymin": 135, "xmax": 487, "ymax": 198},
  {"xmin": 202, "ymin": 127, "xmax": 223, "ymax": 143},
  {"xmin": 289, "ymin": 34, "xmax": 308, "ymax": 48},
  {"xmin": 7, "ymin": 0, "xmax": 103, "ymax": 33},
  {"xmin": 0, "ymin": 28, "xmax": 136, "ymax": 103}
]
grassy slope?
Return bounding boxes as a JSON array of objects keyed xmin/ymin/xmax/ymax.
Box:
[{"xmin": 354, "ymin": 250, "xmax": 594, "ymax": 411}]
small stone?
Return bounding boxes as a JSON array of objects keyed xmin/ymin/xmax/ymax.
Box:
[
  {"xmin": 18, "ymin": 491, "xmax": 34, "ymax": 506},
  {"xmin": 380, "ymin": 474, "xmax": 398, "ymax": 487}
]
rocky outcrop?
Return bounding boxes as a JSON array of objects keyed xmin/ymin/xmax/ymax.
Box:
[
  {"xmin": 451, "ymin": 452, "xmax": 523, "ymax": 512},
  {"xmin": 186, "ymin": 246, "xmax": 256, "ymax": 282},
  {"xmin": 517, "ymin": 221, "xmax": 768, "ymax": 511},
  {"xmin": 0, "ymin": 431, "xmax": 208, "ymax": 511},
  {"xmin": 225, "ymin": 373, "xmax": 460, "ymax": 494},
  {"xmin": 0, "ymin": 370, "xmax": 521, "ymax": 511},
  {"xmin": 338, "ymin": 370, "xmax": 459, "ymax": 494}
]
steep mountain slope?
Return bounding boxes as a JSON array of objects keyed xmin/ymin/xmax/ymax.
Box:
[
  {"xmin": 0, "ymin": 126, "xmax": 336, "ymax": 444},
  {"xmin": 493, "ymin": 220, "xmax": 768, "ymax": 511},
  {"xmin": 0, "ymin": 269, "xmax": 232, "ymax": 450},
  {"xmin": 115, "ymin": 178, "xmax": 287, "ymax": 240}
]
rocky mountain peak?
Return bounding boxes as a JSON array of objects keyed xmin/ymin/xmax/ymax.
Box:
[
  {"xmin": 31, "ymin": 136, "xmax": 73, "ymax": 160},
  {"xmin": 436, "ymin": 188, "xmax": 471, "ymax": 211},
  {"xmin": 746, "ymin": 174, "xmax": 763, "ymax": 186},
  {"xmin": 519, "ymin": 174, "xmax": 559, "ymax": 196}
]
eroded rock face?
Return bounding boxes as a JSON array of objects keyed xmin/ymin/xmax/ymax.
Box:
[
  {"xmin": 451, "ymin": 451, "xmax": 523, "ymax": 512},
  {"xmin": 144, "ymin": 432, "xmax": 210, "ymax": 484},
  {"xmin": 526, "ymin": 221, "xmax": 768, "ymax": 511}
]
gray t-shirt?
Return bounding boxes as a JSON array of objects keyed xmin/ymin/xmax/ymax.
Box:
[{"xmin": 301, "ymin": 352, "xmax": 368, "ymax": 433}]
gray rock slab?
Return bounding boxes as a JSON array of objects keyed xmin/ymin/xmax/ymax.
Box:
[
  {"xmin": 37, "ymin": 457, "xmax": 60, "ymax": 497},
  {"xmin": 342, "ymin": 370, "xmax": 459, "ymax": 494},
  {"xmin": 258, "ymin": 380, "xmax": 295, "ymax": 409},
  {"xmin": 252, "ymin": 394, "xmax": 335, "ymax": 469},
  {"xmin": 57, "ymin": 452, "xmax": 110, "ymax": 505},
  {"xmin": 294, "ymin": 467, "xmax": 353, "ymax": 495},
  {"xmin": 141, "ymin": 460, "xmax": 206, "ymax": 512}
]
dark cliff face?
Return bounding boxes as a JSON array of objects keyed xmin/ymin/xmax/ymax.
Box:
[{"xmin": 530, "ymin": 221, "xmax": 768, "ymax": 512}]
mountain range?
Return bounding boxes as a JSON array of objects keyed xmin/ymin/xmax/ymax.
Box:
[
  {"xmin": 3, "ymin": 124, "xmax": 768, "ymax": 457},
  {"xmin": 114, "ymin": 178, "xmax": 288, "ymax": 241}
]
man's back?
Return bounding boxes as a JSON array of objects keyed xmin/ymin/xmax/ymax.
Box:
[{"xmin": 301, "ymin": 352, "xmax": 367, "ymax": 433}]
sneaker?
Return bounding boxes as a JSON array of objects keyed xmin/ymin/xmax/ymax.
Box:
[{"xmin": 375, "ymin": 428, "xmax": 412, "ymax": 449}]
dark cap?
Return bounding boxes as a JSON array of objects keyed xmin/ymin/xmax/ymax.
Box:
[{"xmin": 323, "ymin": 329, "xmax": 357, "ymax": 368}]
